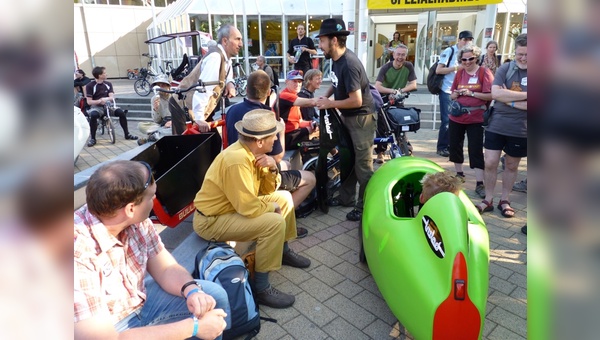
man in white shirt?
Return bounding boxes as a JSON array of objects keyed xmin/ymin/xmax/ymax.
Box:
[{"xmin": 192, "ymin": 24, "xmax": 243, "ymax": 131}]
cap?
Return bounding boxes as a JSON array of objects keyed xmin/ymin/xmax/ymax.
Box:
[
  {"xmin": 458, "ymin": 31, "xmax": 474, "ymax": 40},
  {"xmin": 286, "ymin": 69, "xmax": 304, "ymax": 81}
]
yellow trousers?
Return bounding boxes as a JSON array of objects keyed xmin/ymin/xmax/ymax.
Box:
[{"xmin": 193, "ymin": 191, "xmax": 297, "ymax": 273}]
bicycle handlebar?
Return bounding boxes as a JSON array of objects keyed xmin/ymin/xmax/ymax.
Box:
[{"xmin": 153, "ymin": 80, "xmax": 224, "ymax": 95}]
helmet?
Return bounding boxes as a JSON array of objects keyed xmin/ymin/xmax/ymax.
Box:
[{"xmin": 151, "ymin": 74, "xmax": 171, "ymax": 87}]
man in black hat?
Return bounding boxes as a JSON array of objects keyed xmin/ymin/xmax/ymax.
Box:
[
  {"xmin": 434, "ymin": 30, "xmax": 474, "ymax": 157},
  {"xmin": 315, "ymin": 18, "xmax": 376, "ymax": 222}
]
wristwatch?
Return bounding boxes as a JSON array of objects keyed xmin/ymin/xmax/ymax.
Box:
[{"xmin": 470, "ymin": 92, "xmax": 475, "ymax": 97}]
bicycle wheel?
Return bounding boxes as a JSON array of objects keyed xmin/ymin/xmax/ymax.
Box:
[
  {"xmin": 397, "ymin": 133, "xmax": 411, "ymax": 156},
  {"xmin": 303, "ymin": 155, "xmax": 341, "ymax": 199},
  {"xmin": 238, "ymin": 78, "xmax": 247, "ymax": 97},
  {"xmin": 106, "ymin": 119, "xmax": 116, "ymax": 144},
  {"xmin": 134, "ymin": 79, "xmax": 151, "ymax": 96},
  {"xmin": 127, "ymin": 71, "xmax": 136, "ymax": 80}
]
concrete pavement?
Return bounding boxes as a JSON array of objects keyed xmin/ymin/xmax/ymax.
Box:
[{"xmin": 74, "ymin": 78, "xmax": 527, "ymax": 339}]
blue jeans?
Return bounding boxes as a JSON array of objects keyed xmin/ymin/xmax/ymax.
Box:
[
  {"xmin": 436, "ymin": 91, "xmax": 451, "ymax": 151},
  {"xmin": 114, "ymin": 279, "xmax": 231, "ymax": 338}
]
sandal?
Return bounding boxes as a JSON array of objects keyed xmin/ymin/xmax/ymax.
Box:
[
  {"xmin": 497, "ymin": 200, "xmax": 515, "ymax": 218},
  {"xmin": 476, "ymin": 199, "xmax": 494, "ymax": 214},
  {"xmin": 125, "ymin": 134, "xmax": 139, "ymax": 140}
]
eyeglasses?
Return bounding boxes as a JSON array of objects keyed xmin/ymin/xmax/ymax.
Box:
[
  {"xmin": 461, "ymin": 57, "xmax": 476, "ymax": 62},
  {"xmin": 138, "ymin": 161, "xmax": 154, "ymax": 190},
  {"xmin": 515, "ymin": 53, "xmax": 527, "ymax": 58}
]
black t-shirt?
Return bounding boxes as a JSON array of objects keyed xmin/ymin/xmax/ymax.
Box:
[
  {"xmin": 85, "ymin": 80, "xmax": 114, "ymax": 101},
  {"xmin": 287, "ymin": 36, "xmax": 315, "ymax": 72},
  {"xmin": 330, "ymin": 49, "xmax": 374, "ymax": 116},
  {"xmin": 297, "ymin": 87, "xmax": 317, "ymax": 121}
]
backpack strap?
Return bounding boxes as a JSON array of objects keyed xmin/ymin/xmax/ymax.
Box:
[{"xmin": 505, "ymin": 60, "xmax": 518, "ymax": 85}]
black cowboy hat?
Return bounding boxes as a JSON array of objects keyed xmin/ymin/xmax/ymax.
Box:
[{"xmin": 316, "ymin": 18, "xmax": 350, "ymax": 38}]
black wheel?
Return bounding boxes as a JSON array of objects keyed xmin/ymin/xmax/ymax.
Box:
[
  {"xmin": 359, "ymin": 226, "xmax": 367, "ymax": 264},
  {"xmin": 100, "ymin": 119, "xmax": 105, "ymax": 135},
  {"xmin": 397, "ymin": 133, "xmax": 411, "ymax": 156},
  {"xmin": 238, "ymin": 78, "xmax": 247, "ymax": 97},
  {"xmin": 303, "ymin": 155, "xmax": 341, "ymax": 199},
  {"xmin": 134, "ymin": 78, "xmax": 151, "ymax": 96},
  {"xmin": 106, "ymin": 119, "xmax": 116, "ymax": 144}
]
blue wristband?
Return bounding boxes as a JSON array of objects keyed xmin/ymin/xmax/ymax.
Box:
[
  {"xmin": 191, "ymin": 316, "xmax": 198, "ymax": 337},
  {"xmin": 186, "ymin": 288, "xmax": 201, "ymax": 300}
]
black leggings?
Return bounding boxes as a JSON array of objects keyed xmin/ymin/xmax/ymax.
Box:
[
  {"xmin": 88, "ymin": 107, "xmax": 130, "ymax": 139},
  {"xmin": 448, "ymin": 119, "xmax": 484, "ymax": 169}
]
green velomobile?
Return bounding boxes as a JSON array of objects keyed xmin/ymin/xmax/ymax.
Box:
[{"xmin": 362, "ymin": 157, "xmax": 490, "ymax": 339}]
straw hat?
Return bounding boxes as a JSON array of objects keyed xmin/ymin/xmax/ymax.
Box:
[{"xmin": 234, "ymin": 109, "xmax": 284, "ymax": 139}]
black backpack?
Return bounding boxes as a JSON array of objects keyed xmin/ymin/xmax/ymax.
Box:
[{"xmin": 427, "ymin": 47, "xmax": 455, "ymax": 95}]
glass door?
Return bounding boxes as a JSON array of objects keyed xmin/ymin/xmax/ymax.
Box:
[{"xmin": 415, "ymin": 11, "xmax": 437, "ymax": 84}]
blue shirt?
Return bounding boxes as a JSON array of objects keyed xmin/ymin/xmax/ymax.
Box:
[{"xmin": 225, "ymin": 99, "xmax": 283, "ymax": 155}]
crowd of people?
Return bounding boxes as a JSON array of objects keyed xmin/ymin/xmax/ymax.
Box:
[{"xmin": 74, "ymin": 20, "xmax": 527, "ymax": 338}]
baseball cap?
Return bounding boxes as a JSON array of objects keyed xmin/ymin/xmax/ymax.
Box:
[
  {"xmin": 458, "ymin": 31, "xmax": 474, "ymax": 40},
  {"xmin": 286, "ymin": 70, "xmax": 304, "ymax": 81}
]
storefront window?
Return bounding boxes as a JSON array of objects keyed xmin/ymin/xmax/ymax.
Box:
[
  {"xmin": 308, "ymin": 16, "xmax": 330, "ymax": 78},
  {"xmin": 261, "ymin": 15, "xmax": 284, "ymax": 80}
]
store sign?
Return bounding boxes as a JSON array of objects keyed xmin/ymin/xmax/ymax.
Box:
[{"xmin": 367, "ymin": 0, "xmax": 502, "ymax": 10}]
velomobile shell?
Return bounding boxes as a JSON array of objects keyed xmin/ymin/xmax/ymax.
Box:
[{"xmin": 362, "ymin": 157, "xmax": 489, "ymax": 340}]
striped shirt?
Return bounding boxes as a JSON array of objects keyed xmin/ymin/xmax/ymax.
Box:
[{"xmin": 74, "ymin": 205, "xmax": 164, "ymax": 324}]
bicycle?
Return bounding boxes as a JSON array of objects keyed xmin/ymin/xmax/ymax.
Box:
[
  {"xmin": 232, "ymin": 62, "xmax": 247, "ymax": 97},
  {"xmin": 87, "ymin": 98, "xmax": 118, "ymax": 144},
  {"xmin": 152, "ymin": 79, "xmax": 228, "ymax": 148},
  {"xmin": 134, "ymin": 53, "xmax": 160, "ymax": 96},
  {"xmin": 298, "ymin": 91, "xmax": 420, "ymax": 204}
]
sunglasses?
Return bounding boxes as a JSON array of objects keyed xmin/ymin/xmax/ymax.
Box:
[
  {"xmin": 138, "ymin": 161, "xmax": 154, "ymax": 190},
  {"xmin": 290, "ymin": 70, "xmax": 303, "ymax": 76},
  {"xmin": 461, "ymin": 57, "xmax": 476, "ymax": 62}
]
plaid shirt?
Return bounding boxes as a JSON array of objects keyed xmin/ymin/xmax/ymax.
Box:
[{"xmin": 74, "ymin": 204, "xmax": 164, "ymax": 324}]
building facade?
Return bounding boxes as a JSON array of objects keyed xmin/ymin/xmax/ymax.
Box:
[{"xmin": 74, "ymin": 0, "xmax": 526, "ymax": 83}]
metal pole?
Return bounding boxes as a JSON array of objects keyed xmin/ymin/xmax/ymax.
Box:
[{"xmin": 151, "ymin": 0, "xmax": 162, "ymax": 73}]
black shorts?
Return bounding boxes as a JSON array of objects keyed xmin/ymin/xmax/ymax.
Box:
[
  {"xmin": 484, "ymin": 130, "xmax": 527, "ymax": 158},
  {"xmin": 279, "ymin": 170, "xmax": 301, "ymax": 192}
]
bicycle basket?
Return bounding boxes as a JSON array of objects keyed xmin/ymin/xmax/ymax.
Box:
[{"xmin": 387, "ymin": 107, "xmax": 421, "ymax": 132}]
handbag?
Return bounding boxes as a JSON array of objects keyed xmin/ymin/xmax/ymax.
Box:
[{"xmin": 482, "ymin": 104, "xmax": 494, "ymax": 128}]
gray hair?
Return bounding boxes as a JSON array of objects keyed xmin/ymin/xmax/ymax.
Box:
[
  {"xmin": 457, "ymin": 44, "xmax": 482, "ymax": 61},
  {"xmin": 257, "ymin": 55, "xmax": 266, "ymax": 63},
  {"xmin": 217, "ymin": 24, "xmax": 234, "ymax": 45},
  {"xmin": 395, "ymin": 44, "xmax": 409, "ymax": 53}
]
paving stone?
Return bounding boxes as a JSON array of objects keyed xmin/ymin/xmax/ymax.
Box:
[
  {"xmin": 253, "ymin": 318, "xmax": 289, "ymax": 340},
  {"xmin": 322, "ymin": 316, "xmax": 368, "ymax": 340},
  {"xmin": 487, "ymin": 324, "xmax": 526, "ymax": 340},
  {"xmin": 319, "ymin": 239, "xmax": 351, "ymax": 256},
  {"xmin": 489, "ymin": 255, "xmax": 527, "ymax": 276},
  {"xmin": 333, "ymin": 232, "xmax": 361, "ymax": 250},
  {"xmin": 334, "ymin": 278, "xmax": 364, "ymax": 299},
  {"xmin": 301, "ymin": 277, "xmax": 338, "ymax": 302},
  {"xmin": 508, "ymin": 272, "xmax": 527, "ymax": 289},
  {"xmin": 291, "ymin": 291, "xmax": 337, "ymax": 327},
  {"xmin": 339, "ymin": 248, "xmax": 360, "ymax": 265},
  {"xmin": 483, "ymin": 319, "xmax": 498, "ymax": 338},
  {"xmin": 257, "ymin": 304, "xmax": 299, "ymax": 326},
  {"xmin": 333, "ymin": 260, "xmax": 370, "ymax": 283},
  {"xmin": 278, "ymin": 265, "xmax": 314, "ymax": 286},
  {"xmin": 511, "ymin": 286, "xmax": 527, "ymax": 303},
  {"xmin": 323, "ymin": 293, "xmax": 376, "ymax": 330},
  {"xmin": 309, "ymin": 265, "xmax": 346, "ymax": 286},
  {"xmin": 326, "ymin": 224, "xmax": 348, "ymax": 236},
  {"xmin": 488, "ymin": 233, "xmax": 527, "ymax": 252},
  {"xmin": 489, "ymin": 262, "xmax": 515, "ymax": 280},
  {"xmin": 280, "ymin": 314, "xmax": 330, "ymax": 340},
  {"xmin": 303, "ymin": 245, "xmax": 344, "ymax": 268},
  {"xmin": 352, "ymin": 289, "xmax": 397, "ymax": 325},
  {"xmin": 489, "ymin": 275, "xmax": 517, "ymax": 295},
  {"xmin": 358, "ymin": 275, "xmax": 384, "ymax": 299},
  {"xmin": 298, "ymin": 235, "xmax": 322, "ymax": 248},
  {"xmin": 312, "ymin": 229, "xmax": 337, "ymax": 241},
  {"xmin": 362, "ymin": 319, "xmax": 398, "ymax": 340},
  {"xmin": 488, "ymin": 290, "xmax": 527, "ymax": 319},
  {"xmin": 487, "ymin": 306, "xmax": 527, "ymax": 338}
]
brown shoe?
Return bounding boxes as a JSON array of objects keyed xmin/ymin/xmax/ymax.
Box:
[
  {"xmin": 255, "ymin": 285, "xmax": 295, "ymax": 308},
  {"xmin": 282, "ymin": 249, "xmax": 311, "ymax": 268}
]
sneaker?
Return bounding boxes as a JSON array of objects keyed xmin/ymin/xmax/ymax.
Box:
[
  {"xmin": 513, "ymin": 179, "xmax": 527, "ymax": 193},
  {"xmin": 296, "ymin": 227, "xmax": 308, "ymax": 239},
  {"xmin": 87, "ymin": 139, "xmax": 96, "ymax": 147},
  {"xmin": 346, "ymin": 208, "xmax": 362, "ymax": 221},
  {"xmin": 375, "ymin": 152, "xmax": 385, "ymax": 164},
  {"xmin": 255, "ymin": 285, "xmax": 295, "ymax": 309},
  {"xmin": 326, "ymin": 197, "xmax": 354, "ymax": 207},
  {"xmin": 475, "ymin": 183, "xmax": 486, "ymax": 198},
  {"xmin": 436, "ymin": 149, "xmax": 449, "ymax": 157},
  {"xmin": 125, "ymin": 134, "xmax": 139, "ymax": 140},
  {"xmin": 521, "ymin": 225, "xmax": 527, "ymax": 235},
  {"xmin": 137, "ymin": 138, "xmax": 148, "ymax": 146},
  {"xmin": 455, "ymin": 174, "xmax": 466, "ymax": 184},
  {"xmin": 282, "ymin": 249, "xmax": 311, "ymax": 268}
]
